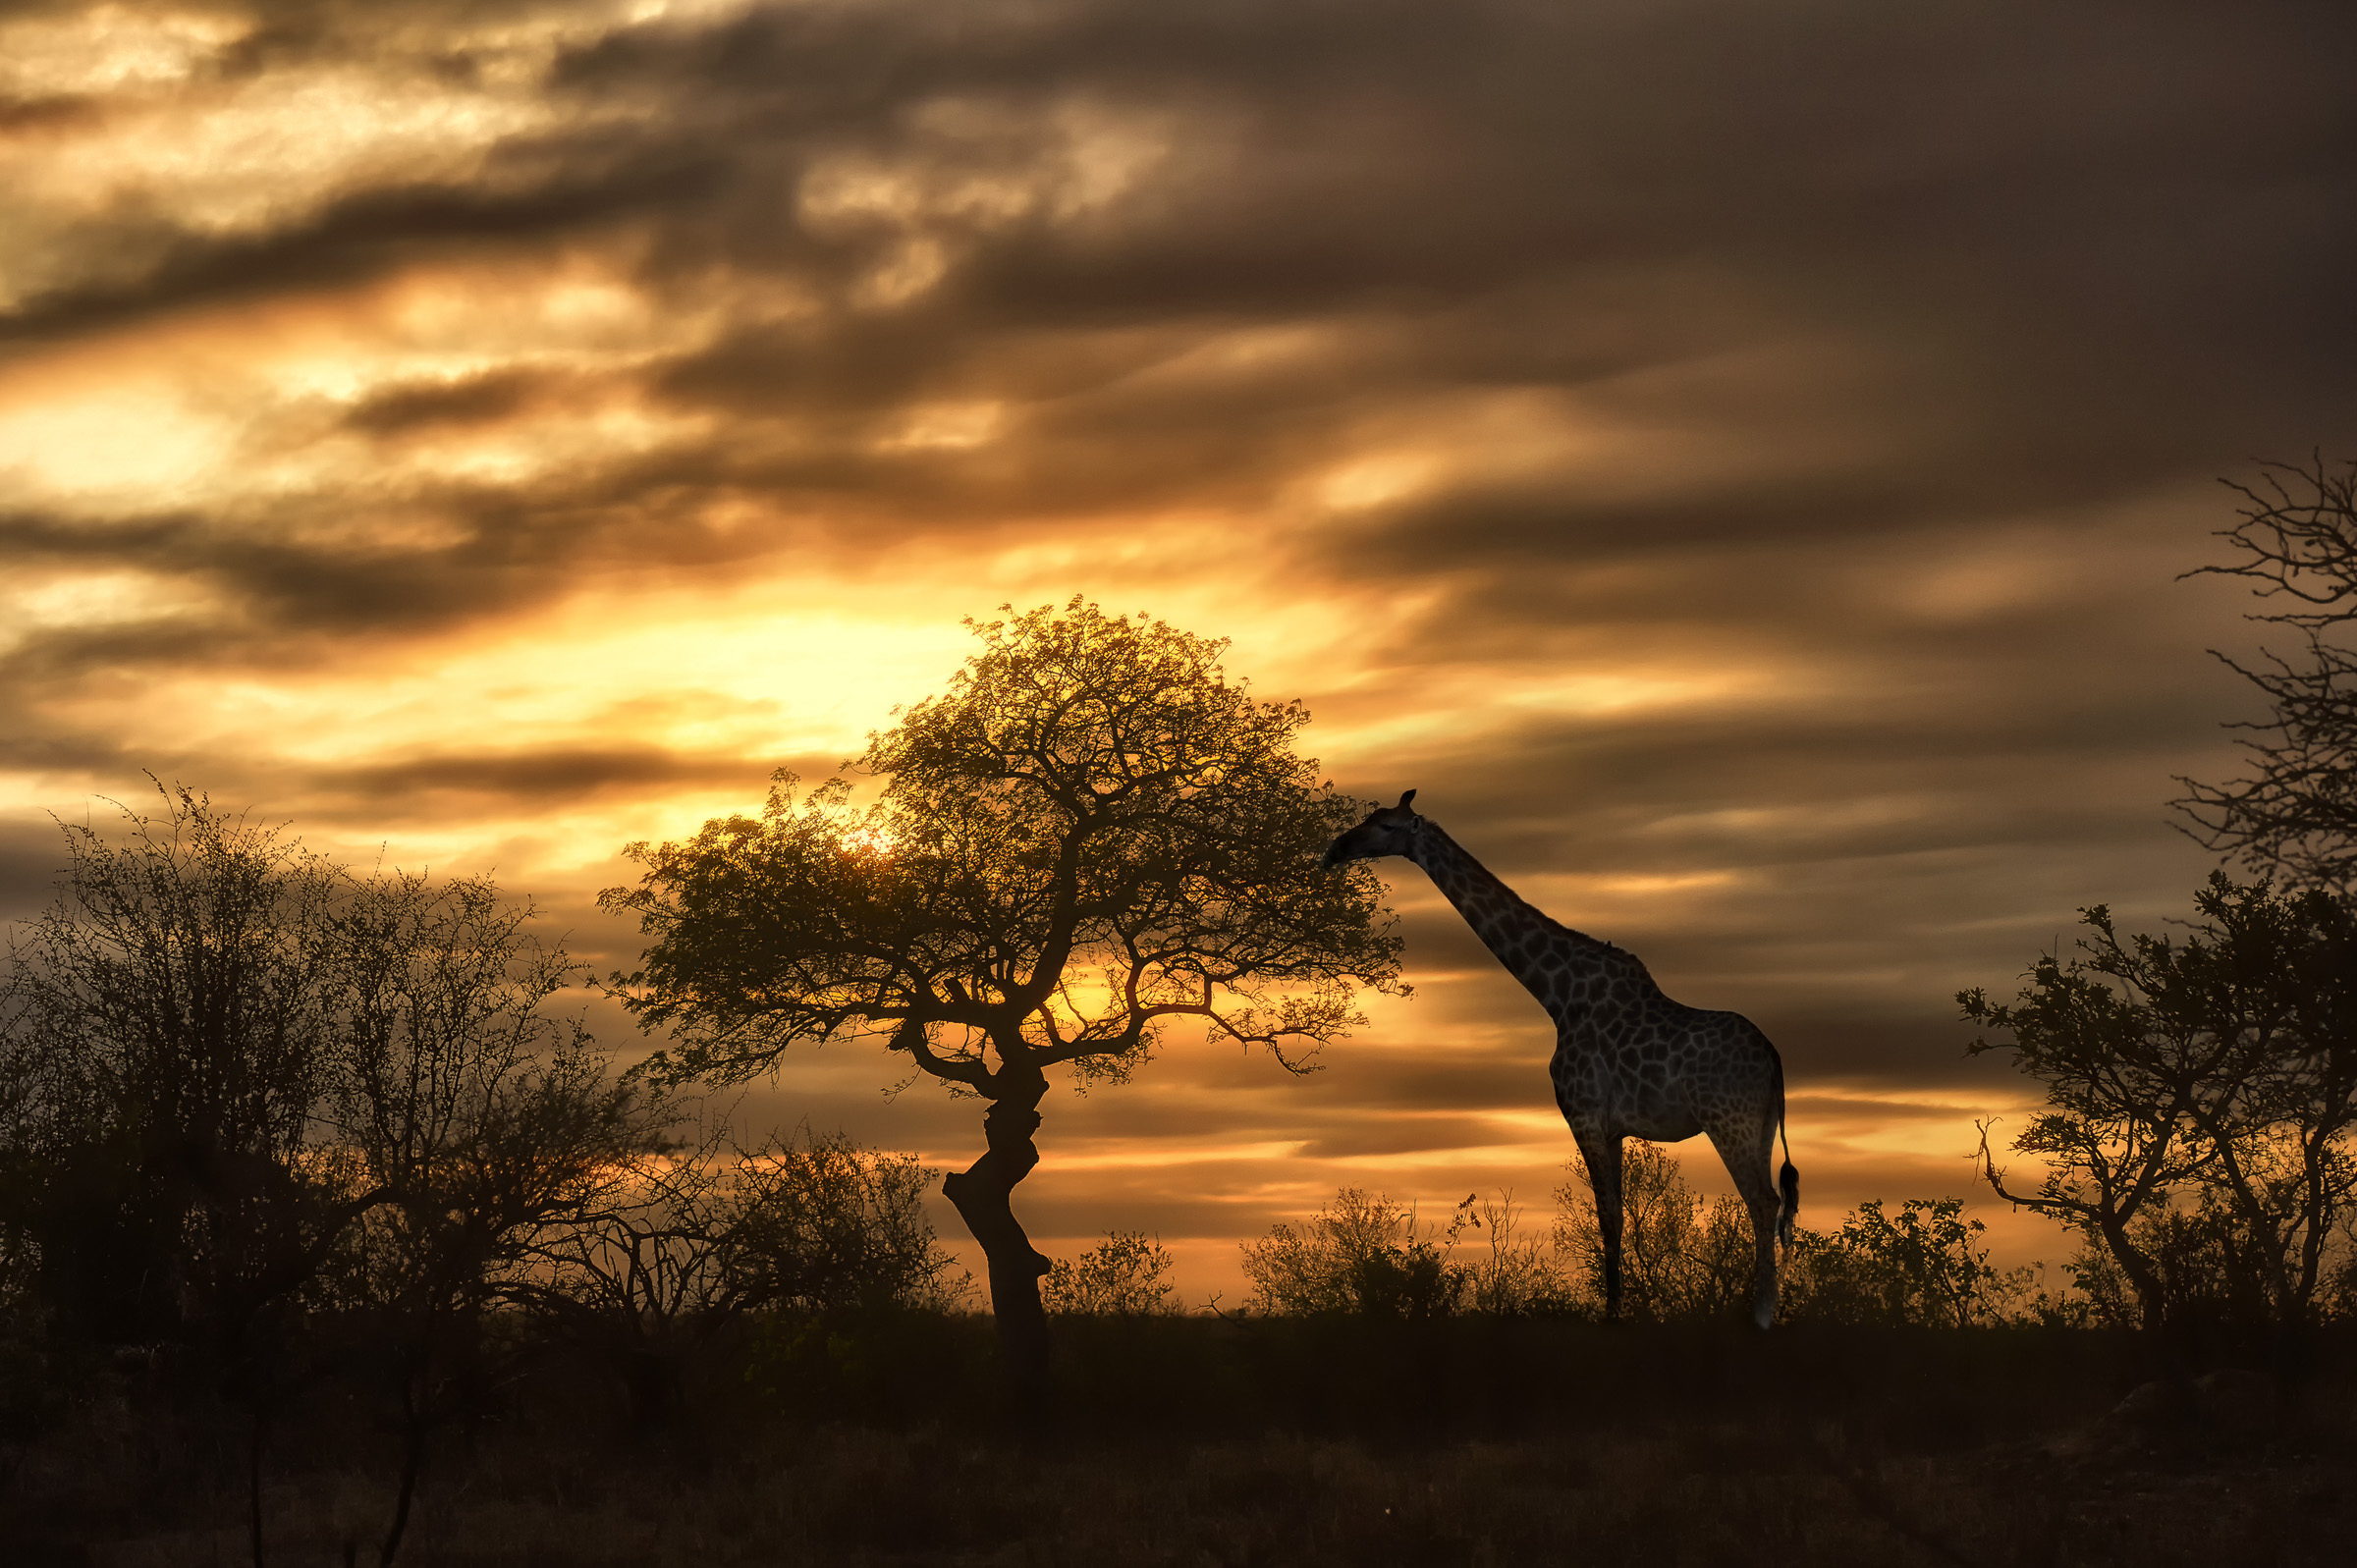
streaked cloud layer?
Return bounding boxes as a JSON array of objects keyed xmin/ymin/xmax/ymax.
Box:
[{"xmin": 5, "ymin": 0, "xmax": 2352, "ymax": 1291}]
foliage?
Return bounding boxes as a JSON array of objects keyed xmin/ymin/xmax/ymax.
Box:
[
  {"xmin": 1043, "ymin": 1230, "xmax": 1179, "ymax": 1316},
  {"xmin": 2175, "ymin": 456, "xmax": 2357, "ymax": 892},
  {"xmin": 0, "ymin": 785, "xmax": 678, "ymax": 1565},
  {"xmin": 1555, "ymin": 1144, "xmax": 1753, "ymax": 1323},
  {"xmin": 1790, "ymin": 1198, "xmax": 2030, "ymax": 1328},
  {"xmin": 721, "ymin": 1130, "xmax": 972, "ymax": 1317},
  {"xmin": 1557, "ymin": 1152, "xmax": 2037, "ymax": 1327},
  {"xmin": 603, "ymin": 600, "xmax": 1403, "ymax": 1089},
  {"xmin": 0, "ymin": 784, "xmax": 348, "ymax": 1348},
  {"xmin": 1245, "ymin": 1164, "xmax": 2043, "ymax": 1328},
  {"xmin": 320, "ymin": 867, "xmax": 666, "ymax": 1327},
  {"xmin": 1240, "ymin": 1188, "xmax": 1469, "ymax": 1319},
  {"xmin": 1962, "ymin": 875, "xmax": 2357, "ymax": 1332},
  {"xmin": 1236, "ymin": 1187, "xmax": 1589, "ymax": 1320},
  {"xmin": 2051, "ymin": 1186, "xmax": 2357, "ymax": 1332},
  {"xmin": 0, "ymin": 784, "xmax": 997, "ymax": 1559}
]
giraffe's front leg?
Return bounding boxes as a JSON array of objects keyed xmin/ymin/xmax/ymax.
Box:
[{"xmin": 1571, "ymin": 1127, "xmax": 1625, "ymax": 1322}]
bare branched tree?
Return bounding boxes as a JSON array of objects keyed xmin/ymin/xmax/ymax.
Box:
[
  {"xmin": 519, "ymin": 1122, "xmax": 965, "ymax": 1435},
  {"xmin": 2176, "ymin": 456, "xmax": 2357, "ymax": 892},
  {"xmin": 0, "ymin": 785, "xmax": 668, "ymax": 1568},
  {"xmin": 320, "ymin": 870, "xmax": 665, "ymax": 1568}
]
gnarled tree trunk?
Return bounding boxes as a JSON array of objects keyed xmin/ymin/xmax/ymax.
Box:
[{"xmin": 940, "ymin": 1066, "xmax": 1053, "ymax": 1411}]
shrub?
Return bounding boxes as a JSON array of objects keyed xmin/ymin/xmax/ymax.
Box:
[
  {"xmin": 1555, "ymin": 1144, "xmax": 1755, "ymax": 1323},
  {"xmin": 1044, "ymin": 1231, "xmax": 1179, "ymax": 1316},
  {"xmin": 1240, "ymin": 1189, "xmax": 1467, "ymax": 1319},
  {"xmin": 1788, "ymin": 1198, "xmax": 2031, "ymax": 1327}
]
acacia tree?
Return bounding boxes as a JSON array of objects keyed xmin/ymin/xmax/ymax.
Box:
[
  {"xmin": 2176, "ymin": 456, "xmax": 2357, "ymax": 892},
  {"xmin": 602, "ymin": 600, "xmax": 1403, "ymax": 1397}
]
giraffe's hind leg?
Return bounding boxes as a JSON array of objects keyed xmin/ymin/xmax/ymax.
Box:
[
  {"xmin": 1707, "ymin": 1116, "xmax": 1782, "ymax": 1328},
  {"xmin": 1571, "ymin": 1127, "xmax": 1625, "ymax": 1322}
]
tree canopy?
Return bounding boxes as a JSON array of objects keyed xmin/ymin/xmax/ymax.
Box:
[{"xmin": 605, "ymin": 599, "xmax": 1403, "ymax": 1091}]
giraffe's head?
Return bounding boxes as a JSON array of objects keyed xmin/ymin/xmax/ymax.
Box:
[{"xmin": 1321, "ymin": 789, "xmax": 1423, "ymax": 868}]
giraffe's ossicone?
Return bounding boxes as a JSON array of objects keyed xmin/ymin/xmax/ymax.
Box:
[{"xmin": 1325, "ymin": 790, "xmax": 1799, "ymax": 1327}]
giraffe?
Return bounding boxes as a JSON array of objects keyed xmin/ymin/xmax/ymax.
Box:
[{"xmin": 1324, "ymin": 790, "xmax": 1798, "ymax": 1327}]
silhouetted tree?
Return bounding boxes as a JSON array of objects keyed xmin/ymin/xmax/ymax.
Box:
[
  {"xmin": 1453, "ymin": 1190, "xmax": 1585, "ymax": 1317},
  {"xmin": 1964, "ymin": 876, "xmax": 2357, "ymax": 1337},
  {"xmin": 2176, "ymin": 456, "xmax": 2357, "ymax": 892},
  {"xmin": 316, "ymin": 870, "xmax": 666, "ymax": 1567},
  {"xmin": 516, "ymin": 1115, "xmax": 967, "ymax": 1437},
  {"xmin": 603, "ymin": 600, "xmax": 1402, "ymax": 1404},
  {"xmin": 511, "ymin": 1118, "xmax": 747, "ymax": 1437},
  {"xmin": 0, "ymin": 787, "xmax": 394, "ymax": 1567},
  {"xmin": 2059, "ymin": 1191, "xmax": 2280, "ymax": 1332},
  {"xmin": 0, "ymin": 785, "xmax": 351, "ymax": 1353},
  {"xmin": 0, "ymin": 786, "xmax": 668, "ymax": 1568},
  {"xmin": 721, "ymin": 1129, "xmax": 968, "ymax": 1317}
]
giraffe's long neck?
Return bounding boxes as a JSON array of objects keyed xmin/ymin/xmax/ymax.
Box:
[{"xmin": 1404, "ymin": 822, "xmax": 1633, "ymax": 1011}]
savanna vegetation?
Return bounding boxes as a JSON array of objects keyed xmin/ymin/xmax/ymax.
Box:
[
  {"xmin": 0, "ymin": 785, "xmax": 968, "ymax": 1565},
  {"xmin": 5, "ymin": 480, "xmax": 2357, "ymax": 1568}
]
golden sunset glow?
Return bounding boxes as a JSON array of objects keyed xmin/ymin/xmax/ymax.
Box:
[{"xmin": 4, "ymin": 0, "xmax": 2348, "ymax": 1304}]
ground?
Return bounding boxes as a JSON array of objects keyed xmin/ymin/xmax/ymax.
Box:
[{"xmin": 5, "ymin": 1321, "xmax": 2351, "ymax": 1566}]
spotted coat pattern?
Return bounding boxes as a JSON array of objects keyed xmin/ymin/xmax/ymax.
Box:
[{"xmin": 1325, "ymin": 794, "xmax": 1797, "ymax": 1327}]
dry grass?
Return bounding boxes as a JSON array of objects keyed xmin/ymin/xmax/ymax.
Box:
[{"xmin": 6, "ymin": 1321, "xmax": 2354, "ymax": 1567}]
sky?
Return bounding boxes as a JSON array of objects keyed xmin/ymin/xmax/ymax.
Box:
[{"xmin": 3, "ymin": 0, "xmax": 2354, "ymax": 1301}]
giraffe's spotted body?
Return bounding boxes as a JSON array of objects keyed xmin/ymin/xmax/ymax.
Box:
[{"xmin": 1325, "ymin": 791, "xmax": 1798, "ymax": 1327}]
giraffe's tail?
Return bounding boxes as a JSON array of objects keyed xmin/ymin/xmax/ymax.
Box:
[{"xmin": 1773, "ymin": 1054, "xmax": 1798, "ymax": 1247}]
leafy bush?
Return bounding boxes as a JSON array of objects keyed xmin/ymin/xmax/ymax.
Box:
[
  {"xmin": 1788, "ymin": 1198, "xmax": 2031, "ymax": 1327},
  {"xmin": 1240, "ymin": 1189, "xmax": 1468, "ymax": 1319},
  {"xmin": 1044, "ymin": 1231, "xmax": 1179, "ymax": 1316},
  {"xmin": 1247, "ymin": 1160, "xmax": 2051, "ymax": 1329},
  {"xmin": 1554, "ymin": 1145, "xmax": 1753, "ymax": 1322},
  {"xmin": 2056, "ymin": 1190, "xmax": 2289, "ymax": 1332},
  {"xmin": 725, "ymin": 1131, "xmax": 973, "ymax": 1317}
]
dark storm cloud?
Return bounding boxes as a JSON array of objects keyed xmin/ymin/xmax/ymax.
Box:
[
  {"xmin": 10, "ymin": 0, "xmax": 2349, "ymax": 685},
  {"xmin": 0, "ymin": 152, "xmax": 731, "ymax": 343},
  {"xmin": 0, "ymin": 501, "xmax": 581, "ymax": 650},
  {"xmin": 308, "ymin": 744, "xmax": 773, "ymax": 806}
]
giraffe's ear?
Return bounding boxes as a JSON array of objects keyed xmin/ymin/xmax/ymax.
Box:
[{"xmin": 1397, "ymin": 788, "xmax": 1417, "ymax": 811}]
